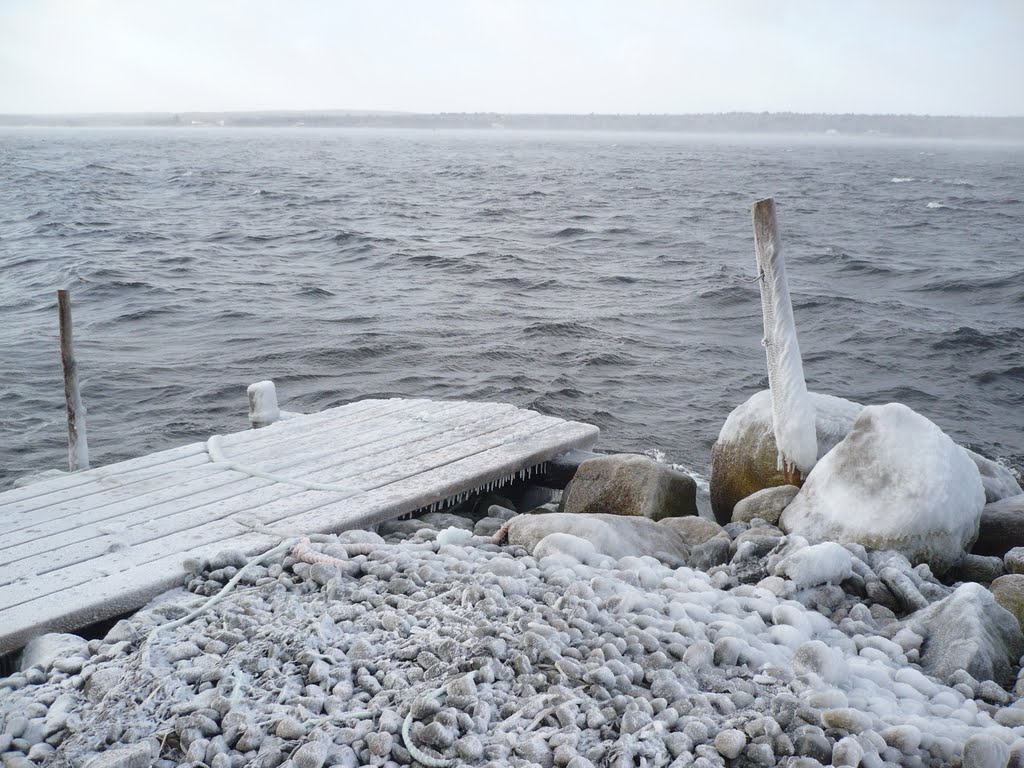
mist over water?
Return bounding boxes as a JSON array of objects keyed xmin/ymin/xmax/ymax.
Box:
[{"xmin": 1, "ymin": 128, "xmax": 1022, "ymax": 489}]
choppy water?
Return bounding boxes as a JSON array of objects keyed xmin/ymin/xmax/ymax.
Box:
[{"xmin": 1, "ymin": 128, "xmax": 1022, "ymax": 490}]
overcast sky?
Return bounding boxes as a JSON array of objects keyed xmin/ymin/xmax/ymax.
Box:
[{"xmin": 2, "ymin": 0, "xmax": 1021, "ymax": 116}]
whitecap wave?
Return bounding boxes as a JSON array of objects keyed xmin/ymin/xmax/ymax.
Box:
[
  {"xmin": 890, "ymin": 177, "xmax": 915, "ymax": 183},
  {"xmin": 926, "ymin": 201, "xmax": 950, "ymax": 209}
]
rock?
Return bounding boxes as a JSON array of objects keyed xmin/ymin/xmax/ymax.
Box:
[
  {"xmin": 964, "ymin": 448, "xmax": 1024, "ymax": 503},
  {"xmin": 990, "ymin": 575, "xmax": 1024, "ymax": 633},
  {"xmin": 81, "ymin": 742, "xmax": 154, "ymax": 768},
  {"xmin": 973, "ymin": 494, "xmax": 1024, "ymax": 558},
  {"xmin": 953, "ymin": 553, "xmax": 1005, "ymax": 584},
  {"xmin": 732, "ymin": 485, "xmax": 800, "ymax": 525},
  {"xmin": 961, "ymin": 733, "xmax": 1010, "ymax": 768},
  {"xmin": 907, "ymin": 582, "xmax": 1024, "ymax": 686},
  {"xmin": 506, "ymin": 513, "xmax": 690, "ymax": 566},
  {"xmin": 689, "ymin": 537, "xmax": 731, "ymax": 570},
  {"xmin": 658, "ymin": 516, "xmax": 726, "ymax": 547},
  {"xmin": 713, "ymin": 729, "xmax": 746, "ymax": 759},
  {"xmin": 774, "ymin": 542, "xmax": 853, "ymax": 589},
  {"xmin": 710, "ymin": 390, "xmax": 863, "ymax": 523},
  {"xmin": 1007, "ymin": 548, "xmax": 1024, "ymax": 575},
  {"xmin": 560, "ymin": 453, "xmax": 697, "ymax": 521},
  {"xmin": 781, "ymin": 403, "xmax": 985, "ymax": 576},
  {"xmin": 19, "ymin": 633, "xmax": 88, "ymax": 672}
]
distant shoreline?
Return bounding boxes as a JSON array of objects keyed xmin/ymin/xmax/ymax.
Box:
[{"xmin": 2, "ymin": 111, "xmax": 1023, "ymax": 140}]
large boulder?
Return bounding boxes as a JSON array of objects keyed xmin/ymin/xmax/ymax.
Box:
[
  {"xmin": 972, "ymin": 494, "xmax": 1024, "ymax": 558},
  {"xmin": 560, "ymin": 453, "xmax": 697, "ymax": 521},
  {"xmin": 907, "ymin": 582, "xmax": 1024, "ymax": 686},
  {"xmin": 780, "ymin": 403, "xmax": 985, "ymax": 576},
  {"xmin": 506, "ymin": 512, "xmax": 690, "ymax": 566},
  {"xmin": 710, "ymin": 390, "xmax": 863, "ymax": 523}
]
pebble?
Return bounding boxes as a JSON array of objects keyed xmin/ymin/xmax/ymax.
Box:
[{"xmin": 714, "ymin": 728, "xmax": 747, "ymax": 759}]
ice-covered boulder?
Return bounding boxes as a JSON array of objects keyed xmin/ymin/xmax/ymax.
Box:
[
  {"xmin": 964, "ymin": 449, "xmax": 1024, "ymax": 504},
  {"xmin": 732, "ymin": 484, "xmax": 800, "ymax": 525},
  {"xmin": 506, "ymin": 512, "xmax": 690, "ymax": 566},
  {"xmin": 907, "ymin": 582, "xmax": 1024, "ymax": 686},
  {"xmin": 560, "ymin": 453, "xmax": 697, "ymax": 521},
  {"xmin": 710, "ymin": 390, "xmax": 863, "ymax": 523},
  {"xmin": 972, "ymin": 494, "xmax": 1024, "ymax": 558},
  {"xmin": 780, "ymin": 403, "xmax": 985, "ymax": 576}
]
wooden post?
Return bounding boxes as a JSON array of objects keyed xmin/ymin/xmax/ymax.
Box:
[
  {"xmin": 248, "ymin": 380, "xmax": 280, "ymax": 429},
  {"xmin": 752, "ymin": 198, "xmax": 815, "ymax": 485},
  {"xmin": 57, "ymin": 289, "xmax": 90, "ymax": 471}
]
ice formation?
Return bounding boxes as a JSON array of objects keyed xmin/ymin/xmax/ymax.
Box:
[
  {"xmin": 782, "ymin": 403, "xmax": 986, "ymax": 575},
  {"xmin": 752, "ymin": 199, "xmax": 817, "ymax": 477}
]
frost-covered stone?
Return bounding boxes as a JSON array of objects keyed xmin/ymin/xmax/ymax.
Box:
[
  {"xmin": 954, "ymin": 553, "xmax": 1005, "ymax": 584},
  {"xmin": 990, "ymin": 574, "xmax": 1024, "ymax": 633},
  {"xmin": 781, "ymin": 403, "xmax": 985, "ymax": 576},
  {"xmin": 1006, "ymin": 547, "xmax": 1024, "ymax": 575},
  {"xmin": 973, "ymin": 494, "xmax": 1024, "ymax": 558},
  {"xmin": 507, "ymin": 512, "xmax": 690, "ymax": 566},
  {"xmin": 965, "ymin": 449, "xmax": 1024, "ymax": 504},
  {"xmin": 961, "ymin": 733, "xmax": 1011, "ymax": 768},
  {"xmin": 658, "ymin": 516, "xmax": 726, "ymax": 547},
  {"xmin": 732, "ymin": 484, "xmax": 800, "ymax": 525},
  {"xmin": 713, "ymin": 729, "xmax": 746, "ymax": 759},
  {"xmin": 560, "ymin": 453, "xmax": 697, "ymax": 520},
  {"xmin": 81, "ymin": 742, "xmax": 154, "ymax": 768},
  {"xmin": 19, "ymin": 633, "xmax": 88, "ymax": 672},
  {"xmin": 710, "ymin": 389, "xmax": 863, "ymax": 523},
  {"xmin": 908, "ymin": 582, "xmax": 1024, "ymax": 685},
  {"xmin": 774, "ymin": 542, "xmax": 852, "ymax": 588}
]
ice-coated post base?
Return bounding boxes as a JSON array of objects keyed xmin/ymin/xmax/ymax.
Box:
[{"xmin": 248, "ymin": 380, "xmax": 280, "ymax": 429}]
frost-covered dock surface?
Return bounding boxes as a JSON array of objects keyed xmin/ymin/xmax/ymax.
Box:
[{"xmin": 0, "ymin": 398, "xmax": 599, "ymax": 654}]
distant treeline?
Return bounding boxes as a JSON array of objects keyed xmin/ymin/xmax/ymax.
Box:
[{"xmin": 3, "ymin": 111, "xmax": 1023, "ymax": 139}]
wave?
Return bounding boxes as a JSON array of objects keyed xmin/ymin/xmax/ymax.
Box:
[
  {"xmin": 522, "ymin": 321, "xmax": 597, "ymax": 339},
  {"xmin": 925, "ymin": 201, "xmax": 951, "ymax": 210},
  {"xmin": 551, "ymin": 226, "xmax": 589, "ymax": 238},
  {"xmin": 890, "ymin": 177, "xmax": 915, "ymax": 183}
]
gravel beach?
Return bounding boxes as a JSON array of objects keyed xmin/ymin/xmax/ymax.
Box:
[{"xmin": 3, "ymin": 503, "xmax": 1024, "ymax": 768}]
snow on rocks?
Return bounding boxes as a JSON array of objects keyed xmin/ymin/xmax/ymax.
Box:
[
  {"xmin": 3, "ymin": 502, "xmax": 1024, "ymax": 768},
  {"xmin": 906, "ymin": 582, "xmax": 1024, "ymax": 686},
  {"xmin": 732, "ymin": 484, "xmax": 800, "ymax": 525},
  {"xmin": 506, "ymin": 512, "xmax": 691, "ymax": 566},
  {"xmin": 781, "ymin": 403, "xmax": 986, "ymax": 576},
  {"xmin": 709, "ymin": 389, "xmax": 864, "ymax": 523},
  {"xmin": 559, "ymin": 453, "xmax": 698, "ymax": 521}
]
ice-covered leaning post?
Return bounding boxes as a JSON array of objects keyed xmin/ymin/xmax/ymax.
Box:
[
  {"xmin": 248, "ymin": 380, "xmax": 280, "ymax": 429},
  {"xmin": 57, "ymin": 289, "xmax": 89, "ymax": 471},
  {"xmin": 751, "ymin": 198, "xmax": 816, "ymax": 484}
]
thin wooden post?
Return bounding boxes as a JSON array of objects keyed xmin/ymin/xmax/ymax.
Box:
[
  {"xmin": 752, "ymin": 198, "xmax": 815, "ymax": 484},
  {"xmin": 57, "ymin": 289, "xmax": 90, "ymax": 471},
  {"xmin": 248, "ymin": 380, "xmax": 280, "ymax": 429}
]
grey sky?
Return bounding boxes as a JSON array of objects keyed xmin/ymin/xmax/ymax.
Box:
[{"xmin": 2, "ymin": 0, "xmax": 1022, "ymax": 116}]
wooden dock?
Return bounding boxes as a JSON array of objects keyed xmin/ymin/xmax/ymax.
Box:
[{"xmin": 0, "ymin": 398, "xmax": 599, "ymax": 655}]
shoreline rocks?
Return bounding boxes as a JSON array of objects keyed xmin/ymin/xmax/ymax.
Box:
[
  {"xmin": 780, "ymin": 403, "xmax": 985, "ymax": 576},
  {"xmin": 3, "ymin": 498, "xmax": 1024, "ymax": 768},
  {"xmin": 559, "ymin": 453, "xmax": 697, "ymax": 521}
]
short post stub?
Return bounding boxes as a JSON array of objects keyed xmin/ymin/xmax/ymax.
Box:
[
  {"xmin": 752, "ymin": 198, "xmax": 816, "ymax": 483},
  {"xmin": 57, "ymin": 289, "xmax": 90, "ymax": 471},
  {"xmin": 248, "ymin": 380, "xmax": 280, "ymax": 429}
]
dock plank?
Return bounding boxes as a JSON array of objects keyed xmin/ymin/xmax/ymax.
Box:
[{"xmin": 0, "ymin": 399, "xmax": 598, "ymax": 654}]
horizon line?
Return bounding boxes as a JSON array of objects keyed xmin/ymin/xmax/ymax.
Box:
[{"xmin": 3, "ymin": 109, "xmax": 1024, "ymax": 120}]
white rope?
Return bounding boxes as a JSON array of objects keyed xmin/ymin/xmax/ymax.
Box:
[{"xmin": 206, "ymin": 434, "xmax": 364, "ymax": 496}]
